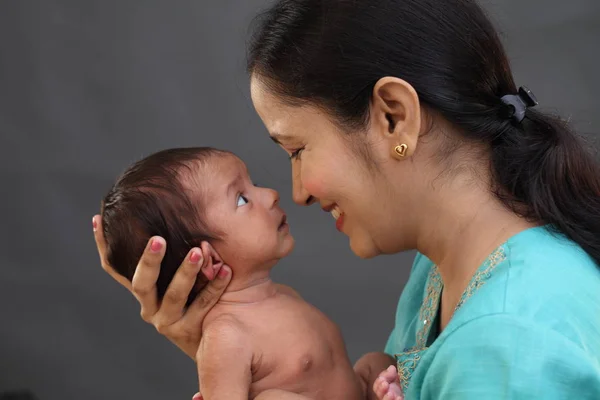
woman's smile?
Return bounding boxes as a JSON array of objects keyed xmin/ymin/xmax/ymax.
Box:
[
  {"xmin": 321, "ymin": 203, "xmax": 345, "ymax": 231},
  {"xmin": 334, "ymin": 211, "xmax": 345, "ymax": 232}
]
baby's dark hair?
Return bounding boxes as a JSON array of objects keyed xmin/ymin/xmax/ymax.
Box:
[{"xmin": 101, "ymin": 147, "xmax": 231, "ymax": 305}]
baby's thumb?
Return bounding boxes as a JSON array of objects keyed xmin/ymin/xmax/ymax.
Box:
[{"xmin": 192, "ymin": 393, "xmax": 203, "ymax": 400}]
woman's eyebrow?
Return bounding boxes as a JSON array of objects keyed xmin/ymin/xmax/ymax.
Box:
[{"xmin": 269, "ymin": 132, "xmax": 293, "ymax": 145}]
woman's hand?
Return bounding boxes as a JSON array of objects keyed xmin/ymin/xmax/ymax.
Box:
[
  {"xmin": 93, "ymin": 215, "xmax": 232, "ymax": 359},
  {"xmin": 354, "ymin": 352, "xmax": 398, "ymax": 400}
]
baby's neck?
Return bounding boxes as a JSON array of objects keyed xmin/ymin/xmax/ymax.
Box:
[{"xmin": 218, "ymin": 270, "xmax": 278, "ymax": 304}]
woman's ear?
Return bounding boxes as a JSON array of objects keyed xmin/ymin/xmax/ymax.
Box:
[
  {"xmin": 369, "ymin": 77, "xmax": 422, "ymax": 159},
  {"xmin": 199, "ymin": 241, "xmax": 225, "ymax": 280}
]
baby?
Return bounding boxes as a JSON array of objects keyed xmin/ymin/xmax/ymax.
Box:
[{"xmin": 101, "ymin": 147, "xmax": 402, "ymax": 400}]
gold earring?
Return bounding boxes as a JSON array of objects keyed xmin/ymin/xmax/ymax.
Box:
[{"xmin": 394, "ymin": 144, "xmax": 408, "ymax": 157}]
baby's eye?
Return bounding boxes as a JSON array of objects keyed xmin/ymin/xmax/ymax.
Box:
[{"xmin": 237, "ymin": 194, "xmax": 249, "ymax": 207}]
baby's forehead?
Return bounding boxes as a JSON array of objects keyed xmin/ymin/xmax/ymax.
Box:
[
  {"xmin": 207, "ymin": 154, "xmax": 248, "ymax": 181},
  {"xmin": 185, "ymin": 153, "xmax": 248, "ymax": 200}
]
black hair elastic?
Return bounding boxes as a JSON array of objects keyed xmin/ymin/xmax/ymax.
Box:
[{"xmin": 500, "ymin": 86, "xmax": 538, "ymax": 123}]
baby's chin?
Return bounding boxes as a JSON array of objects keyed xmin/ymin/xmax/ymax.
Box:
[
  {"xmin": 279, "ymin": 233, "xmax": 296, "ymax": 257},
  {"xmin": 253, "ymin": 236, "xmax": 296, "ymax": 269}
]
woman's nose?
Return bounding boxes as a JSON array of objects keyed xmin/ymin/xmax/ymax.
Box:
[{"xmin": 291, "ymin": 164, "xmax": 315, "ymax": 206}]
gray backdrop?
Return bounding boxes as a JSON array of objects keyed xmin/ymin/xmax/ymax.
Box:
[{"xmin": 0, "ymin": 0, "xmax": 598, "ymax": 399}]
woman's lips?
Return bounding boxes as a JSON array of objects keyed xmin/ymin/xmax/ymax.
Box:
[
  {"xmin": 335, "ymin": 212, "xmax": 344, "ymax": 231},
  {"xmin": 330, "ymin": 206, "xmax": 344, "ymax": 231}
]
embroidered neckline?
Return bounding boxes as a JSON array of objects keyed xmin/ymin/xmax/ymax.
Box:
[
  {"xmin": 420, "ymin": 245, "xmax": 507, "ymax": 344},
  {"xmin": 396, "ymin": 349, "xmax": 423, "ymax": 392},
  {"xmin": 394, "ymin": 245, "xmax": 507, "ymax": 392},
  {"xmin": 454, "ymin": 246, "xmax": 506, "ymax": 312},
  {"xmin": 415, "ymin": 267, "xmax": 443, "ymax": 349}
]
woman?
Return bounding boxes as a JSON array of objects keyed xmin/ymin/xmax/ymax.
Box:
[{"xmin": 93, "ymin": 0, "xmax": 600, "ymax": 398}]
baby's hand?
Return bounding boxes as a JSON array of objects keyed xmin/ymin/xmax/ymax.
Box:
[{"xmin": 373, "ymin": 365, "xmax": 404, "ymax": 400}]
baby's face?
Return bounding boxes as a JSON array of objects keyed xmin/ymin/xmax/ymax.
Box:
[{"xmin": 203, "ymin": 155, "xmax": 295, "ymax": 270}]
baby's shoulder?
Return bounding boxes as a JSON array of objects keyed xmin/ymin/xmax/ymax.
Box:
[
  {"xmin": 275, "ymin": 284, "xmax": 302, "ymax": 299},
  {"xmin": 197, "ymin": 313, "xmax": 255, "ymax": 377},
  {"xmin": 203, "ymin": 312, "xmax": 248, "ymax": 341}
]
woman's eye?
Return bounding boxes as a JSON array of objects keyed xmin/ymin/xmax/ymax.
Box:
[
  {"xmin": 289, "ymin": 147, "xmax": 304, "ymax": 160},
  {"xmin": 237, "ymin": 194, "xmax": 248, "ymax": 207}
]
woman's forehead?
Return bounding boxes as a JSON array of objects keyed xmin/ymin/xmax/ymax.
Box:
[
  {"xmin": 252, "ymin": 82, "xmax": 338, "ymax": 141},
  {"xmin": 250, "ymin": 77, "xmax": 288, "ymax": 132}
]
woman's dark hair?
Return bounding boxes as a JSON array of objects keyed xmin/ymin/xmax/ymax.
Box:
[
  {"xmin": 101, "ymin": 147, "xmax": 229, "ymax": 304},
  {"xmin": 247, "ymin": 0, "xmax": 600, "ymax": 265}
]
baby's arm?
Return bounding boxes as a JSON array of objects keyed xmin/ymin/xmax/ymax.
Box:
[{"xmin": 197, "ymin": 316, "xmax": 253, "ymax": 400}]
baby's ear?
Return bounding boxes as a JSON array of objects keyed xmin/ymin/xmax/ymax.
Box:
[{"xmin": 199, "ymin": 241, "xmax": 225, "ymax": 280}]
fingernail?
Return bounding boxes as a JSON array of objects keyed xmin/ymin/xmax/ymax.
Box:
[
  {"xmin": 150, "ymin": 238, "xmax": 163, "ymax": 252},
  {"xmin": 218, "ymin": 266, "xmax": 229, "ymax": 279},
  {"xmin": 92, "ymin": 216, "xmax": 97, "ymax": 232},
  {"xmin": 189, "ymin": 250, "xmax": 201, "ymax": 264}
]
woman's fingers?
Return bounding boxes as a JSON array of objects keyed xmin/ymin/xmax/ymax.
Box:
[
  {"xmin": 182, "ymin": 265, "xmax": 231, "ymax": 326},
  {"xmin": 156, "ymin": 263, "xmax": 231, "ymax": 358},
  {"xmin": 95, "ymin": 219, "xmax": 231, "ymax": 359},
  {"xmin": 93, "ymin": 215, "xmax": 133, "ymax": 290},
  {"xmin": 131, "ymin": 236, "xmax": 166, "ymax": 321},
  {"xmin": 154, "ymin": 248, "xmax": 204, "ymax": 329}
]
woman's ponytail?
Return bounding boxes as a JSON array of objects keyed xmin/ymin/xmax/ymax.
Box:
[{"xmin": 491, "ymin": 108, "xmax": 600, "ymax": 264}]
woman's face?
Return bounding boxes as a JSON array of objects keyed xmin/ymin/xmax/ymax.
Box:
[{"xmin": 250, "ymin": 76, "xmax": 428, "ymax": 258}]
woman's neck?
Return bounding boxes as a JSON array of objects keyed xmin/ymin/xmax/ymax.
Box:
[{"xmin": 416, "ymin": 182, "xmax": 536, "ymax": 329}]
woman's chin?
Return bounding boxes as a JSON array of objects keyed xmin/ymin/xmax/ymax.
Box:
[{"xmin": 349, "ymin": 236, "xmax": 380, "ymax": 259}]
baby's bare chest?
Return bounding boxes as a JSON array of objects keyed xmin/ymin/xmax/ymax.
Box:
[{"xmin": 242, "ymin": 298, "xmax": 355, "ymax": 397}]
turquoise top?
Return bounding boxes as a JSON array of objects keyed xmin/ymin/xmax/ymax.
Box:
[{"xmin": 384, "ymin": 226, "xmax": 600, "ymax": 399}]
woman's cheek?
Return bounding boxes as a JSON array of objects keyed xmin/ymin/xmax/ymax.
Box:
[
  {"xmin": 301, "ymin": 164, "xmax": 331, "ymax": 200},
  {"xmin": 300, "ymin": 154, "xmax": 345, "ymax": 201},
  {"xmin": 302, "ymin": 176, "xmax": 326, "ymax": 199}
]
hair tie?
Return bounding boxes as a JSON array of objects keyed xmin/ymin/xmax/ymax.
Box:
[{"xmin": 500, "ymin": 86, "xmax": 538, "ymax": 123}]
